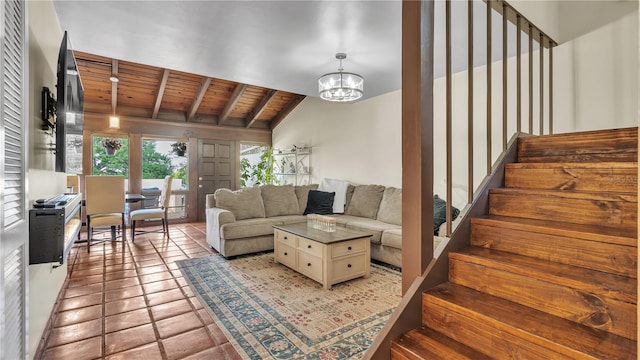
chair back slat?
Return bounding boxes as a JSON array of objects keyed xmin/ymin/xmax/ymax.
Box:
[
  {"xmin": 85, "ymin": 175, "xmax": 125, "ymax": 215},
  {"xmin": 159, "ymin": 176, "xmax": 173, "ymax": 209}
]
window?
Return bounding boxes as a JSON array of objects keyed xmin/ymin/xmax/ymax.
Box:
[
  {"xmin": 141, "ymin": 138, "xmax": 188, "ymax": 219},
  {"xmin": 92, "ymin": 135, "xmax": 129, "ymax": 191},
  {"xmin": 240, "ymin": 143, "xmax": 275, "ymax": 187}
]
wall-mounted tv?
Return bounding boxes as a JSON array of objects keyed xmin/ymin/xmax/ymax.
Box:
[{"xmin": 55, "ymin": 31, "xmax": 84, "ymax": 173}]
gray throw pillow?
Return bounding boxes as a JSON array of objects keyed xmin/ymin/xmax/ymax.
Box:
[
  {"xmin": 214, "ymin": 187, "xmax": 266, "ymax": 220},
  {"xmin": 294, "ymin": 184, "xmax": 319, "ymax": 214},
  {"xmin": 260, "ymin": 184, "xmax": 300, "ymax": 217},
  {"xmin": 376, "ymin": 187, "xmax": 402, "ymax": 225},
  {"xmin": 346, "ymin": 184, "xmax": 385, "ymax": 219}
]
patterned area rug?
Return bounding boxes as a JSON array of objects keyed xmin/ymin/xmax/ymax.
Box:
[{"xmin": 177, "ymin": 252, "xmax": 402, "ymax": 359}]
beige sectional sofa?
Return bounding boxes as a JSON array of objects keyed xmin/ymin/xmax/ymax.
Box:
[{"xmin": 205, "ymin": 183, "xmax": 403, "ymax": 267}]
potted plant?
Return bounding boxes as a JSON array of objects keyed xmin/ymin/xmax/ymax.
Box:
[
  {"xmin": 171, "ymin": 142, "xmax": 187, "ymax": 156},
  {"xmin": 101, "ymin": 137, "xmax": 123, "ymax": 155}
]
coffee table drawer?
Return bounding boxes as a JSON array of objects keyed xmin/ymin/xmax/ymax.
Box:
[
  {"xmin": 275, "ymin": 243, "xmax": 297, "ymax": 268},
  {"xmin": 274, "ymin": 229, "xmax": 297, "ymax": 247},
  {"xmin": 331, "ymin": 254, "xmax": 367, "ymax": 283},
  {"xmin": 298, "ymin": 252, "xmax": 323, "ymax": 283},
  {"xmin": 298, "ymin": 237, "xmax": 323, "ymax": 257},
  {"xmin": 332, "ymin": 238, "xmax": 368, "ymax": 258}
]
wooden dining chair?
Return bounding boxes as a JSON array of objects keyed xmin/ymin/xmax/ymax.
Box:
[
  {"xmin": 130, "ymin": 175, "xmax": 173, "ymax": 241},
  {"xmin": 84, "ymin": 175, "xmax": 126, "ymax": 252}
]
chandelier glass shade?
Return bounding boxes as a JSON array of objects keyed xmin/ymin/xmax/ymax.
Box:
[{"xmin": 318, "ymin": 53, "xmax": 364, "ymax": 102}]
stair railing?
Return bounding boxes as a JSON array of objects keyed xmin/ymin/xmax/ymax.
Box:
[{"xmin": 364, "ymin": 1, "xmax": 557, "ymax": 358}]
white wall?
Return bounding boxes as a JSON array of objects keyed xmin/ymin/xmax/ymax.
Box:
[
  {"xmin": 556, "ymin": 12, "xmax": 638, "ymax": 132},
  {"xmin": 272, "ymin": 92, "xmax": 402, "ymax": 188},
  {"xmin": 27, "ymin": 1, "xmax": 67, "ymax": 358}
]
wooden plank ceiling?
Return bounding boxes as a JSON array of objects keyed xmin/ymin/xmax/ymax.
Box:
[{"xmin": 74, "ymin": 51, "xmax": 306, "ymax": 130}]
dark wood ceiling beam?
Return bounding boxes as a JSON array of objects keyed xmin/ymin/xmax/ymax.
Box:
[
  {"xmin": 152, "ymin": 69, "xmax": 170, "ymax": 119},
  {"xmin": 111, "ymin": 59, "xmax": 118, "ymax": 114},
  {"xmin": 245, "ymin": 89, "xmax": 276, "ymax": 128},
  {"xmin": 270, "ymin": 95, "xmax": 306, "ymax": 130},
  {"xmin": 218, "ymin": 83, "xmax": 248, "ymax": 124},
  {"xmin": 187, "ymin": 77, "xmax": 211, "ymax": 121}
]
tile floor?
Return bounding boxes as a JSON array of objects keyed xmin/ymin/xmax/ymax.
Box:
[{"xmin": 35, "ymin": 222, "xmax": 242, "ymax": 360}]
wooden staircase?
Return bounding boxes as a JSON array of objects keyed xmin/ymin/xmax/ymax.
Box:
[{"xmin": 391, "ymin": 127, "xmax": 638, "ymax": 359}]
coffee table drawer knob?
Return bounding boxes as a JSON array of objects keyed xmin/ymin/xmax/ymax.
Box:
[
  {"xmin": 284, "ymin": 252, "xmax": 288, "ymax": 256},
  {"xmin": 307, "ymin": 263, "xmax": 311, "ymax": 267},
  {"xmin": 348, "ymin": 246, "xmax": 352, "ymax": 251},
  {"xmin": 348, "ymin": 264, "xmax": 352, "ymax": 268},
  {"xmin": 307, "ymin": 245, "xmax": 311, "ymax": 249}
]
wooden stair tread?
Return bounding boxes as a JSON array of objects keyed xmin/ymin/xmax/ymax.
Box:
[
  {"xmin": 505, "ymin": 162, "xmax": 638, "ymax": 192},
  {"xmin": 471, "ymin": 215, "xmax": 637, "ymax": 247},
  {"xmin": 392, "ymin": 327, "xmax": 492, "ymax": 360},
  {"xmin": 471, "ymin": 215, "xmax": 637, "ymax": 279},
  {"xmin": 518, "ymin": 127, "xmax": 638, "ymax": 163},
  {"xmin": 489, "ymin": 188, "xmax": 637, "ymax": 232},
  {"xmin": 451, "ymin": 247, "xmax": 636, "ymax": 304},
  {"xmin": 490, "ymin": 187, "xmax": 638, "ymax": 200},
  {"xmin": 424, "ymin": 283, "xmax": 636, "ymax": 359}
]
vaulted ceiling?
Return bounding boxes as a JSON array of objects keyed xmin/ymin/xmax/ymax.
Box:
[{"xmin": 76, "ymin": 51, "xmax": 306, "ymax": 131}]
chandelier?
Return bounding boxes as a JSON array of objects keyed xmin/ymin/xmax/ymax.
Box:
[{"xmin": 318, "ymin": 53, "xmax": 364, "ymax": 102}]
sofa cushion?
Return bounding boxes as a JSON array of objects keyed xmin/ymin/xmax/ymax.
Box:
[
  {"xmin": 221, "ymin": 217, "xmax": 283, "ymax": 240},
  {"xmin": 346, "ymin": 185, "xmax": 385, "ymax": 219},
  {"xmin": 260, "ymin": 184, "xmax": 300, "ymax": 217},
  {"xmin": 381, "ymin": 229, "xmax": 402, "ymax": 249},
  {"xmin": 318, "ymin": 178, "xmax": 350, "ymax": 213},
  {"xmin": 214, "ymin": 187, "xmax": 266, "ymax": 220},
  {"xmin": 294, "ymin": 184, "xmax": 319, "ymax": 215},
  {"xmin": 345, "ymin": 219, "xmax": 401, "ymax": 245},
  {"xmin": 304, "ymin": 190, "xmax": 335, "ymax": 215},
  {"xmin": 344, "ymin": 184, "xmax": 356, "ymax": 210},
  {"xmin": 376, "ymin": 187, "xmax": 402, "ymax": 226}
]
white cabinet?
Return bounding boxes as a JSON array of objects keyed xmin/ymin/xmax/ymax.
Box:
[{"xmin": 273, "ymin": 146, "xmax": 311, "ymax": 185}]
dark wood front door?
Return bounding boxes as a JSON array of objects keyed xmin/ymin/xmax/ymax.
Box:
[{"xmin": 197, "ymin": 140, "xmax": 235, "ymax": 221}]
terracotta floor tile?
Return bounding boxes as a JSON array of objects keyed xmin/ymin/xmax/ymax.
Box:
[
  {"xmin": 54, "ymin": 304, "xmax": 102, "ymax": 328},
  {"xmin": 150, "ymin": 299, "xmax": 192, "ymax": 321},
  {"xmin": 189, "ymin": 296, "xmax": 204, "ymax": 310},
  {"xmin": 104, "ymin": 341, "xmax": 162, "ymax": 360},
  {"xmin": 105, "ymin": 296, "xmax": 147, "ymax": 316},
  {"xmin": 143, "ymin": 278, "xmax": 179, "ymax": 294},
  {"xmin": 47, "ymin": 318, "xmax": 102, "ymax": 347},
  {"xmin": 105, "ymin": 262, "xmax": 137, "ymax": 273},
  {"xmin": 105, "ymin": 308, "xmax": 151, "ymax": 333},
  {"xmin": 104, "ymin": 323, "xmax": 157, "ymax": 355},
  {"xmin": 156, "ymin": 311, "xmax": 203, "ymax": 339},
  {"xmin": 136, "ymin": 258, "xmax": 166, "ymax": 268},
  {"xmin": 206, "ymin": 323, "xmax": 230, "ymax": 346},
  {"xmin": 104, "ymin": 269, "xmax": 138, "ymax": 281},
  {"xmin": 181, "ymin": 286, "xmax": 195, "ymax": 298},
  {"xmin": 162, "ymin": 327, "xmax": 215, "ymax": 360},
  {"xmin": 197, "ymin": 309, "xmax": 214, "ymax": 325},
  {"xmin": 58, "ymin": 293, "xmax": 102, "ymax": 312},
  {"xmin": 139, "ymin": 271, "xmax": 174, "ymax": 284},
  {"xmin": 41, "ymin": 336, "xmax": 102, "ymax": 360},
  {"xmin": 69, "ymin": 267, "xmax": 104, "ymax": 278},
  {"xmin": 105, "ymin": 284, "xmax": 144, "ymax": 302},
  {"xmin": 66, "ymin": 274, "xmax": 104, "ymax": 288},
  {"xmin": 105, "ymin": 277, "xmax": 141, "ymax": 291},
  {"xmin": 181, "ymin": 346, "xmax": 227, "ymax": 360},
  {"xmin": 145, "ymin": 288, "xmax": 186, "ymax": 307},
  {"xmin": 136, "ymin": 264, "xmax": 169, "ymax": 275},
  {"xmin": 64, "ymin": 283, "xmax": 103, "ymax": 298},
  {"xmin": 221, "ymin": 342, "xmax": 243, "ymax": 360}
]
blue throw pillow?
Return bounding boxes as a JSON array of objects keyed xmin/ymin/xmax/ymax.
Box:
[
  {"xmin": 433, "ymin": 194, "xmax": 460, "ymax": 235},
  {"xmin": 304, "ymin": 190, "xmax": 335, "ymax": 215}
]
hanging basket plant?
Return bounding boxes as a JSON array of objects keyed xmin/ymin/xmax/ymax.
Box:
[
  {"xmin": 171, "ymin": 142, "xmax": 187, "ymax": 157},
  {"xmin": 102, "ymin": 137, "xmax": 123, "ymax": 155}
]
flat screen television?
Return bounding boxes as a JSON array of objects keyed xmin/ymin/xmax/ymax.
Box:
[{"xmin": 55, "ymin": 31, "xmax": 84, "ymax": 173}]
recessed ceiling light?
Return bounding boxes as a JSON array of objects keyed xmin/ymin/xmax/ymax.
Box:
[{"xmin": 109, "ymin": 75, "xmax": 119, "ymax": 83}]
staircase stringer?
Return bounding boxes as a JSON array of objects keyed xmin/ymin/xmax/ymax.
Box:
[{"xmin": 364, "ymin": 133, "xmax": 523, "ymax": 360}]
